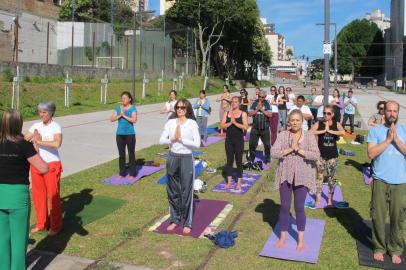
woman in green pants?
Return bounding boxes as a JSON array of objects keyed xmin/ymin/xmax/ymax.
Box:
[{"xmin": 0, "ymin": 109, "xmax": 48, "ymax": 270}]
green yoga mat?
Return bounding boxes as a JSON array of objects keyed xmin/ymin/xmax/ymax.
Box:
[{"xmin": 63, "ymin": 194, "xmax": 125, "ymax": 226}]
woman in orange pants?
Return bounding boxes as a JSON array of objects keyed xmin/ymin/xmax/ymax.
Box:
[{"xmin": 25, "ymin": 101, "xmax": 63, "ymax": 236}]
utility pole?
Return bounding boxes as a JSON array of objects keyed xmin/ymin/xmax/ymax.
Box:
[
  {"xmin": 323, "ymin": 0, "xmax": 330, "ymax": 105},
  {"xmin": 71, "ymin": 0, "xmax": 75, "ymax": 66},
  {"xmin": 316, "ymin": 22, "xmax": 337, "ymax": 89},
  {"xmin": 186, "ymin": 27, "xmax": 189, "ymax": 75},
  {"xmin": 111, "ymin": 0, "xmax": 114, "ymax": 70},
  {"xmin": 132, "ymin": 10, "xmax": 136, "ymax": 98},
  {"xmin": 14, "ymin": 0, "xmax": 20, "ymax": 63}
]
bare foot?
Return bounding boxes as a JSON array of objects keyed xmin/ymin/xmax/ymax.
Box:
[
  {"xmin": 315, "ymin": 193, "xmax": 321, "ymax": 206},
  {"xmin": 183, "ymin": 227, "xmax": 192, "ymax": 234},
  {"xmin": 373, "ymin": 252, "xmax": 384, "ymax": 262},
  {"xmin": 327, "ymin": 193, "xmax": 333, "ymax": 207},
  {"xmin": 225, "ymin": 178, "xmax": 233, "ymax": 189},
  {"xmin": 31, "ymin": 227, "xmax": 44, "ymax": 234},
  {"xmin": 166, "ymin": 223, "xmax": 178, "ymax": 231},
  {"xmin": 275, "ymin": 231, "xmax": 286, "ymax": 248},
  {"xmin": 297, "ymin": 231, "xmax": 305, "ymax": 252},
  {"xmin": 297, "ymin": 242, "xmax": 305, "ymax": 252},
  {"xmin": 392, "ymin": 255, "xmax": 402, "ymax": 264}
]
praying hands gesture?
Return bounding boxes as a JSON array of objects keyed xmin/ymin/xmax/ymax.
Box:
[{"xmin": 174, "ymin": 124, "xmax": 182, "ymax": 142}]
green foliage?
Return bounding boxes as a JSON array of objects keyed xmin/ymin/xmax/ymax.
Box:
[
  {"xmin": 2, "ymin": 68, "xmax": 13, "ymax": 82},
  {"xmin": 334, "ymin": 19, "xmax": 384, "ymax": 76}
]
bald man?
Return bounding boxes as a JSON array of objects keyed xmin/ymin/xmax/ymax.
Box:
[{"xmin": 367, "ymin": 100, "xmax": 406, "ymax": 264}]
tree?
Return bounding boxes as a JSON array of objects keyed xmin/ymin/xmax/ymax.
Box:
[
  {"xmin": 333, "ymin": 19, "xmax": 384, "ymax": 77},
  {"xmin": 286, "ymin": 48, "xmax": 293, "ymax": 60}
]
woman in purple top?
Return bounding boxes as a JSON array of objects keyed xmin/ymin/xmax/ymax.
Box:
[{"xmin": 271, "ymin": 109, "xmax": 320, "ymax": 251}]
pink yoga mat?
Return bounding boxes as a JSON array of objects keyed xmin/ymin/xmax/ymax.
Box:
[
  {"xmin": 212, "ymin": 173, "xmax": 261, "ymax": 195},
  {"xmin": 154, "ymin": 199, "xmax": 228, "ymax": 238},
  {"xmin": 101, "ymin": 164, "xmax": 165, "ymax": 186},
  {"xmin": 203, "ymin": 136, "xmax": 224, "ymax": 147},
  {"xmin": 362, "ymin": 166, "xmax": 372, "ymax": 185},
  {"xmin": 260, "ymin": 218, "xmax": 325, "ymax": 264},
  {"xmin": 304, "ymin": 185, "xmax": 344, "ymax": 209}
]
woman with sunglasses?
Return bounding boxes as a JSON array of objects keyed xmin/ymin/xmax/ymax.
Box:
[
  {"xmin": 272, "ymin": 109, "xmax": 320, "ymax": 251},
  {"xmin": 239, "ymin": 89, "xmax": 251, "ymax": 113},
  {"xmin": 276, "ymin": 86, "xmax": 288, "ymax": 130},
  {"xmin": 159, "ymin": 99, "xmax": 200, "ymax": 234},
  {"xmin": 221, "ymin": 96, "xmax": 248, "ymax": 191},
  {"xmin": 368, "ymin": 101, "xmax": 386, "ymax": 127},
  {"xmin": 311, "ymin": 105, "xmax": 345, "ymax": 207},
  {"xmin": 267, "ymin": 86, "xmax": 279, "ymax": 145}
]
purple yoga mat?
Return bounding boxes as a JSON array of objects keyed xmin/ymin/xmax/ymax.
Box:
[
  {"xmin": 203, "ymin": 136, "xmax": 224, "ymax": 147},
  {"xmin": 304, "ymin": 185, "xmax": 344, "ymax": 209},
  {"xmin": 212, "ymin": 173, "xmax": 261, "ymax": 195},
  {"xmin": 154, "ymin": 199, "xmax": 228, "ymax": 238},
  {"xmin": 260, "ymin": 218, "xmax": 325, "ymax": 264},
  {"xmin": 362, "ymin": 166, "xmax": 372, "ymax": 185},
  {"xmin": 101, "ymin": 164, "xmax": 165, "ymax": 186}
]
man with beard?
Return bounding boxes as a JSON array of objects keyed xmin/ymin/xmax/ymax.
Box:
[{"xmin": 367, "ymin": 101, "xmax": 406, "ymax": 265}]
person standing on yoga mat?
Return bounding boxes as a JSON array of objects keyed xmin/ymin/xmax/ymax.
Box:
[
  {"xmin": 367, "ymin": 100, "xmax": 406, "ymax": 265},
  {"xmin": 0, "ymin": 109, "xmax": 48, "ymax": 270},
  {"xmin": 159, "ymin": 99, "xmax": 200, "ymax": 235},
  {"xmin": 267, "ymin": 86, "xmax": 279, "ymax": 146},
  {"xmin": 193, "ymin": 90, "xmax": 211, "ymax": 146},
  {"xmin": 25, "ymin": 101, "xmax": 64, "ymax": 236},
  {"xmin": 310, "ymin": 105, "xmax": 345, "ymax": 207},
  {"xmin": 160, "ymin": 90, "xmax": 177, "ymax": 120},
  {"xmin": 216, "ymin": 85, "xmax": 232, "ymax": 136},
  {"xmin": 276, "ymin": 86, "xmax": 288, "ymax": 131},
  {"xmin": 221, "ymin": 96, "xmax": 248, "ymax": 191},
  {"xmin": 271, "ymin": 109, "xmax": 320, "ymax": 251},
  {"xmin": 110, "ymin": 92, "xmax": 138, "ymax": 179}
]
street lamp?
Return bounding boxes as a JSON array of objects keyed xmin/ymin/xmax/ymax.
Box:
[{"xmin": 316, "ymin": 22, "xmax": 337, "ymax": 89}]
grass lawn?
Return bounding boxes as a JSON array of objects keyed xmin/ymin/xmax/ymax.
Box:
[
  {"xmin": 0, "ymin": 76, "xmax": 230, "ymax": 120},
  {"xmin": 28, "ymin": 130, "xmax": 394, "ymax": 269}
]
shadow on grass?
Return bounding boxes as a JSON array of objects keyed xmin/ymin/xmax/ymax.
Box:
[
  {"xmin": 344, "ymin": 159, "xmax": 369, "ymax": 173},
  {"xmin": 255, "ymin": 199, "xmax": 280, "ymax": 229},
  {"xmin": 27, "ymin": 189, "xmax": 93, "ymax": 269}
]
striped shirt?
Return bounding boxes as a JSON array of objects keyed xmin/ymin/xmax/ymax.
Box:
[{"xmin": 249, "ymin": 100, "xmax": 272, "ymax": 130}]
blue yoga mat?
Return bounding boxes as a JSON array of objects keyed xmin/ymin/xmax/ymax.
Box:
[
  {"xmin": 157, "ymin": 161, "xmax": 205, "ymax": 185},
  {"xmin": 207, "ymin": 126, "xmax": 219, "ymax": 135}
]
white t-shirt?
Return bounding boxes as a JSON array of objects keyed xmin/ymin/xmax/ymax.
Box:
[
  {"xmin": 288, "ymin": 105, "xmax": 312, "ymax": 130},
  {"xmin": 29, "ymin": 121, "xmax": 62, "ymax": 163},
  {"xmin": 314, "ymin": 95, "xmax": 334, "ymax": 119},
  {"xmin": 286, "ymin": 93, "xmax": 296, "ymax": 110},
  {"xmin": 344, "ymin": 96, "xmax": 358, "ymax": 115},
  {"xmin": 165, "ymin": 100, "xmax": 177, "ymax": 119},
  {"xmin": 266, "ymin": 94, "xmax": 278, "ymax": 113},
  {"xmin": 159, "ymin": 118, "xmax": 201, "ymax": 154}
]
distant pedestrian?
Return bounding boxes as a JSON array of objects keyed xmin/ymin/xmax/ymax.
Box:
[
  {"xmin": 193, "ymin": 90, "xmax": 211, "ymax": 146},
  {"xmin": 342, "ymin": 89, "xmax": 358, "ymax": 134},
  {"xmin": 0, "ymin": 109, "xmax": 48, "ymax": 270},
  {"xmin": 160, "ymin": 90, "xmax": 177, "ymax": 120},
  {"xmin": 368, "ymin": 101, "xmax": 386, "ymax": 127},
  {"xmin": 110, "ymin": 92, "xmax": 138, "ymax": 179},
  {"xmin": 216, "ymin": 85, "xmax": 232, "ymax": 136}
]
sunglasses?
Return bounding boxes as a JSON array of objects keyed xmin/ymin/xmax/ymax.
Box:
[
  {"xmin": 175, "ymin": 106, "xmax": 187, "ymax": 110},
  {"xmin": 258, "ymin": 96, "xmax": 266, "ymax": 99},
  {"xmin": 323, "ymin": 112, "xmax": 332, "ymax": 116}
]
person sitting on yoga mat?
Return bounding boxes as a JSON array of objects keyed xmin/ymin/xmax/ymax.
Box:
[
  {"xmin": 221, "ymin": 96, "xmax": 248, "ymax": 191},
  {"xmin": 0, "ymin": 109, "xmax": 48, "ymax": 270},
  {"xmin": 159, "ymin": 99, "xmax": 200, "ymax": 235},
  {"xmin": 110, "ymin": 92, "xmax": 138, "ymax": 179},
  {"xmin": 25, "ymin": 101, "xmax": 64, "ymax": 236},
  {"xmin": 367, "ymin": 100, "xmax": 406, "ymax": 265},
  {"xmin": 160, "ymin": 90, "xmax": 177, "ymax": 120},
  {"xmin": 368, "ymin": 101, "xmax": 386, "ymax": 127},
  {"xmin": 193, "ymin": 90, "xmax": 211, "ymax": 146},
  {"xmin": 310, "ymin": 105, "xmax": 345, "ymax": 207},
  {"xmin": 271, "ymin": 109, "xmax": 320, "ymax": 251}
]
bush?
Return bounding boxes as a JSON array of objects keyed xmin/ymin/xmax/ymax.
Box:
[{"xmin": 2, "ymin": 68, "xmax": 13, "ymax": 82}]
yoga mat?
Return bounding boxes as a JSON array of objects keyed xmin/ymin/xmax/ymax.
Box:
[
  {"xmin": 362, "ymin": 165, "xmax": 373, "ymax": 185},
  {"xmin": 152, "ymin": 199, "xmax": 229, "ymax": 238},
  {"xmin": 254, "ymin": 151, "xmax": 270, "ymax": 171},
  {"xmin": 207, "ymin": 126, "xmax": 219, "ymax": 135},
  {"xmin": 356, "ymin": 220, "xmax": 406, "ymax": 270},
  {"xmin": 159, "ymin": 151, "xmax": 203, "ymax": 158},
  {"xmin": 63, "ymin": 195, "xmax": 125, "ymax": 226},
  {"xmin": 260, "ymin": 218, "xmax": 325, "ymax": 264},
  {"xmin": 203, "ymin": 136, "xmax": 224, "ymax": 147},
  {"xmin": 157, "ymin": 161, "xmax": 205, "ymax": 185},
  {"xmin": 212, "ymin": 173, "xmax": 261, "ymax": 194},
  {"xmin": 304, "ymin": 185, "xmax": 344, "ymax": 209},
  {"xmin": 101, "ymin": 164, "xmax": 165, "ymax": 186}
]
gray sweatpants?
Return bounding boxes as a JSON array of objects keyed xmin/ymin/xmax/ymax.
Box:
[
  {"xmin": 166, "ymin": 152, "xmax": 195, "ymax": 228},
  {"xmin": 196, "ymin": 116, "xmax": 208, "ymax": 142}
]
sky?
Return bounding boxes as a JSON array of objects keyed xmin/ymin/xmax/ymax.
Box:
[{"xmin": 149, "ymin": 0, "xmax": 390, "ymax": 60}]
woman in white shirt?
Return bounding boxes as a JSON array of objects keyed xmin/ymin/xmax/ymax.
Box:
[
  {"xmin": 160, "ymin": 90, "xmax": 177, "ymax": 120},
  {"xmin": 159, "ymin": 99, "xmax": 200, "ymax": 235},
  {"xmin": 267, "ymin": 85, "xmax": 279, "ymax": 145}
]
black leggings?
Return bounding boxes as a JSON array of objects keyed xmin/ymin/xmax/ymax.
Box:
[
  {"xmin": 225, "ymin": 136, "xmax": 244, "ymax": 178},
  {"xmin": 116, "ymin": 134, "xmax": 136, "ymax": 177}
]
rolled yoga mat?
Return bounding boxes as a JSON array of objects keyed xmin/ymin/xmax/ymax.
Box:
[
  {"xmin": 101, "ymin": 164, "xmax": 165, "ymax": 186},
  {"xmin": 304, "ymin": 185, "xmax": 345, "ymax": 209},
  {"xmin": 260, "ymin": 218, "xmax": 325, "ymax": 264},
  {"xmin": 355, "ymin": 220, "xmax": 406, "ymax": 270},
  {"xmin": 152, "ymin": 199, "xmax": 229, "ymax": 238},
  {"xmin": 157, "ymin": 161, "xmax": 205, "ymax": 185},
  {"xmin": 362, "ymin": 165, "xmax": 373, "ymax": 185},
  {"xmin": 212, "ymin": 173, "xmax": 261, "ymax": 195},
  {"xmin": 203, "ymin": 136, "xmax": 225, "ymax": 147}
]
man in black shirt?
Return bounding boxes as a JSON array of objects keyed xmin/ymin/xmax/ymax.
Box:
[{"xmin": 247, "ymin": 91, "xmax": 273, "ymax": 164}]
